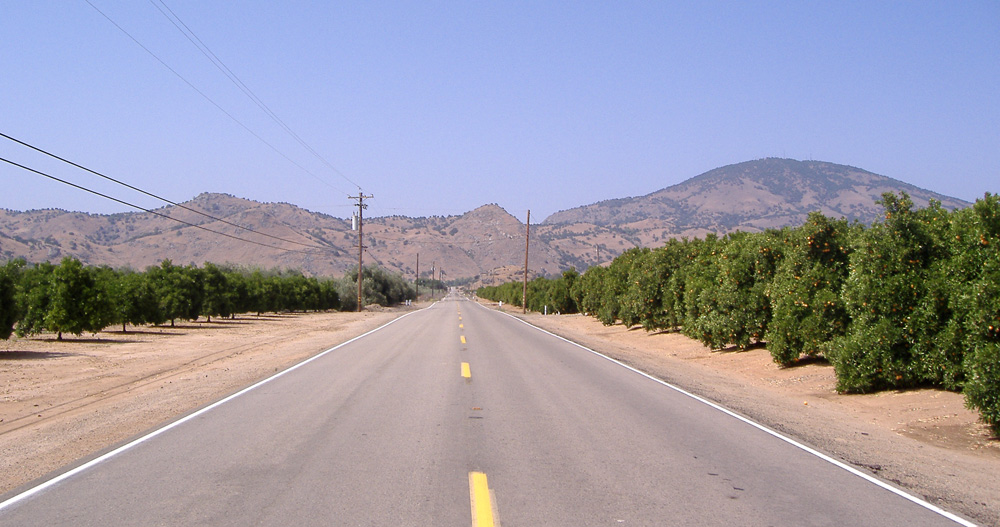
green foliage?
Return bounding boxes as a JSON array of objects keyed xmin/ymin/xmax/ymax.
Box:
[
  {"xmin": 572, "ymin": 265, "xmax": 607, "ymax": 316},
  {"xmin": 950, "ymin": 193, "xmax": 1000, "ymax": 434},
  {"xmin": 94, "ymin": 266, "xmax": 162, "ymax": 331},
  {"xmin": 765, "ymin": 213, "xmax": 853, "ymax": 365},
  {"xmin": 339, "ymin": 265, "xmax": 413, "ymax": 311},
  {"xmin": 477, "ymin": 280, "xmax": 524, "ymax": 308},
  {"xmin": 597, "ymin": 248, "xmax": 646, "ymax": 325},
  {"xmin": 200, "ymin": 263, "xmax": 233, "ymax": 321},
  {"xmin": 542, "ymin": 269, "xmax": 579, "ymax": 314},
  {"xmin": 14, "ymin": 261, "xmax": 54, "ymax": 337},
  {"xmin": 43, "ymin": 257, "xmax": 110, "ymax": 338},
  {"xmin": 3, "ymin": 258, "xmax": 358, "ymax": 338},
  {"xmin": 0, "ymin": 260, "xmax": 22, "ymax": 339},
  {"xmin": 146, "ymin": 260, "xmax": 203, "ymax": 326},
  {"xmin": 827, "ymin": 193, "xmax": 957, "ymax": 392},
  {"xmin": 474, "ymin": 192, "xmax": 1000, "ymax": 432},
  {"xmin": 714, "ymin": 230, "xmax": 787, "ymax": 349},
  {"xmin": 477, "ymin": 268, "xmax": 581, "ymax": 314},
  {"xmin": 679, "ymin": 234, "xmax": 724, "ymax": 346}
]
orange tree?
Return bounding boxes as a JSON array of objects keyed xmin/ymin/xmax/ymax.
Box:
[
  {"xmin": 680, "ymin": 234, "xmax": 723, "ymax": 346},
  {"xmin": 0, "ymin": 260, "xmax": 21, "ymax": 339},
  {"xmin": 827, "ymin": 193, "xmax": 956, "ymax": 392},
  {"xmin": 571, "ymin": 264, "xmax": 607, "ymax": 317},
  {"xmin": 682, "ymin": 230, "xmax": 786, "ymax": 350},
  {"xmin": 765, "ymin": 213, "xmax": 853, "ymax": 365},
  {"xmin": 949, "ymin": 194, "xmax": 1000, "ymax": 433}
]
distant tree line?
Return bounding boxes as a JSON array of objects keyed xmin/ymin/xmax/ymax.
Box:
[
  {"xmin": 0, "ymin": 260, "xmax": 414, "ymax": 340},
  {"xmin": 478, "ymin": 192, "xmax": 1000, "ymax": 435}
]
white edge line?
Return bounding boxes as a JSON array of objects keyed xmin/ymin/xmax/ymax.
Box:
[
  {"xmin": 482, "ymin": 304, "xmax": 977, "ymax": 527},
  {"xmin": 0, "ymin": 308, "xmax": 427, "ymax": 513}
]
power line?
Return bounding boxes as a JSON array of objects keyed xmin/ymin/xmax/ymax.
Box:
[
  {"xmin": 82, "ymin": 0, "xmax": 350, "ymax": 196},
  {"xmin": 1, "ymin": 156, "xmax": 329, "ymax": 255},
  {"xmin": 148, "ymin": 0, "xmax": 362, "ymax": 191},
  {"xmin": 0, "ymin": 131, "xmax": 332, "ymax": 251}
]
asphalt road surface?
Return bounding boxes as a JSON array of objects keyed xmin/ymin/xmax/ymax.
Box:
[{"xmin": 0, "ymin": 293, "xmax": 974, "ymax": 526}]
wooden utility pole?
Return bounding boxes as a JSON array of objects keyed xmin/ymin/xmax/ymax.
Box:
[
  {"xmin": 415, "ymin": 253, "xmax": 419, "ymax": 299},
  {"xmin": 522, "ymin": 209, "xmax": 530, "ymax": 314},
  {"xmin": 351, "ymin": 192, "xmax": 373, "ymax": 312}
]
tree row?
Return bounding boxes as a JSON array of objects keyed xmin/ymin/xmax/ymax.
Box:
[
  {"xmin": 0, "ymin": 259, "xmax": 415, "ymax": 340},
  {"xmin": 478, "ymin": 192, "xmax": 1000, "ymax": 434}
]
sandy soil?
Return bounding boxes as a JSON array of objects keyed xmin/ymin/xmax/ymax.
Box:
[
  {"xmin": 2, "ymin": 300, "xmax": 997, "ymax": 525},
  {"xmin": 505, "ymin": 306, "xmax": 999, "ymax": 526}
]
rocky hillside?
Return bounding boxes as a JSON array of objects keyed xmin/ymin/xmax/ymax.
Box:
[{"xmin": 0, "ymin": 159, "xmax": 973, "ymax": 284}]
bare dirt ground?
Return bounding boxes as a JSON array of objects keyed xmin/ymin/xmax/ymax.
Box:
[
  {"xmin": 2, "ymin": 300, "xmax": 997, "ymax": 525},
  {"xmin": 503, "ymin": 306, "xmax": 999, "ymax": 526}
]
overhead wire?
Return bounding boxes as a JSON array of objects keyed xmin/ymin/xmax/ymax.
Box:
[
  {"xmin": 1, "ymin": 156, "xmax": 330, "ymax": 255},
  {"xmin": 148, "ymin": 0, "xmax": 362, "ymax": 191},
  {"xmin": 81, "ymin": 0, "xmax": 351, "ymax": 197},
  {"xmin": 0, "ymin": 132, "xmax": 336, "ymax": 252}
]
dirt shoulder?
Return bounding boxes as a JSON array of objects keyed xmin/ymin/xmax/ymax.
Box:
[
  {"xmin": 500, "ymin": 304, "xmax": 998, "ymax": 525},
  {"xmin": 0, "ymin": 308, "xmax": 412, "ymax": 498}
]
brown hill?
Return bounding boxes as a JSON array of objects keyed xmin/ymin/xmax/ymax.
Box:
[
  {"xmin": 0, "ymin": 159, "xmax": 974, "ymax": 285},
  {"xmin": 544, "ymin": 158, "xmax": 969, "ymax": 232}
]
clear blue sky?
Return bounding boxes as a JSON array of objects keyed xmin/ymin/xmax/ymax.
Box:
[{"xmin": 2, "ymin": 1, "xmax": 997, "ymax": 221}]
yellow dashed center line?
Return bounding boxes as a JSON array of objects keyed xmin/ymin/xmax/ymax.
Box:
[
  {"xmin": 469, "ymin": 472, "xmax": 496, "ymax": 527},
  {"xmin": 461, "ymin": 362, "xmax": 471, "ymax": 378},
  {"xmin": 460, "ymin": 335, "xmax": 467, "ymax": 344}
]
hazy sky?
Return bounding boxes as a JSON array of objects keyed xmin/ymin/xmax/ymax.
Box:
[{"xmin": 2, "ymin": 1, "xmax": 997, "ymax": 221}]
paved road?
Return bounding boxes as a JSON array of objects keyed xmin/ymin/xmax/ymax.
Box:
[{"xmin": 0, "ymin": 294, "xmax": 973, "ymax": 526}]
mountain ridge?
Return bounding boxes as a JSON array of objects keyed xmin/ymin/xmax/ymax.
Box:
[
  {"xmin": 0, "ymin": 159, "xmax": 975, "ymax": 284},
  {"xmin": 543, "ymin": 158, "xmax": 969, "ymax": 229}
]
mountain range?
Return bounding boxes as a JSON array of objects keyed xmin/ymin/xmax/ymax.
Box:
[{"xmin": 0, "ymin": 159, "xmax": 972, "ymax": 284}]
